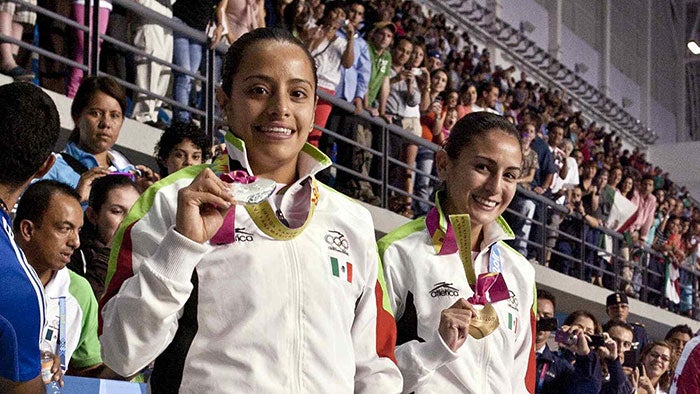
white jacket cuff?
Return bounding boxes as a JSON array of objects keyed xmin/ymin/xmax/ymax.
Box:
[
  {"xmin": 149, "ymin": 227, "xmax": 213, "ymax": 283},
  {"xmin": 419, "ymin": 331, "xmax": 460, "ymax": 370}
]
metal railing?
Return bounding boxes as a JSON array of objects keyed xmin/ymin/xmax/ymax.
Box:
[
  {"xmin": 506, "ymin": 187, "xmax": 699, "ymax": 318},
  {"xmin": 3, "ymin": 0, "xmax": 224, "ymax": 136},
  {"xmin": 1, "ymin": 0, "xmax": 697, "ymax": 319}
]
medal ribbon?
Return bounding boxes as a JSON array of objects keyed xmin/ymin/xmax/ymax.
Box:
[
  {"xmin": 244, "ymin": 179, "xmax": 318, "ymax": 241},
  {"xmin": 210, "ymin": 170, "xmax": 319, "ymax": 243},
  {"xmin": 426, "ymin": 206, "xmax": 458, "ymax": 255},
  {"xmin": 449, "ymin": 214, "xmax": 510, "ymax": 306},
  {"xmin": 58, "ymin": 296, "xmax": 66, "ymax": 370}
]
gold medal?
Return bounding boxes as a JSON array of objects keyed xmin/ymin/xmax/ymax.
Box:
[{"xmin": 468, "ymin": 303, "xmax": 500, "ymax": 339}]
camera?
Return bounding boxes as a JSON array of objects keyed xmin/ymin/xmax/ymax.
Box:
[
  {"xmin": 587, "ymin": 335, "xmax": 605, "ymax": 348},
  {"xmin": 554, "ymin": 329, "xmax": 577, "ymax": 346},
  {"xmin": 411, "ymin": 67, "xmax": 422, "ymax": 76},
  {"xmin": 622, "ymin": 349, "xmax": 640, "ymax": 368},
  {"xmin": 536, "ymin": 317, "xmax": 558, "ymax": 332}
]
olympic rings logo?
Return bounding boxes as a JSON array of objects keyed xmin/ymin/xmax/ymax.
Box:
[{"xmin": 325, "ymin": 230, "xmax": 349, "ymax": 253}]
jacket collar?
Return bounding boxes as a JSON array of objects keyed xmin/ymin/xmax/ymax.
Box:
[
  {"xmin": 537, "ymin": 343, "xmax": 555, "ymax": 363},
  {"xmin": 426, "ymin": 191, "xmax": 515, "ymax": 255},
  {"xmin": 64, "ymin": 141, "xmax": 133, "ymax": 171},
  {"xmin": 220, "ymin": 132, "xmax": 331, "ymax": 190}
]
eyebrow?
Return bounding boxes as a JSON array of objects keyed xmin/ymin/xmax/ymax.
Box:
[
  {"xmin": 55, "ymin": 220, "xmax": 78, "ymax": 228},
  {"xmin": 243, "ymin": 75, "xmax": 314, "ymax": 89},
  {"xmin": 474, "ymin": 155, "xmax": 521, "ymax": 169}
]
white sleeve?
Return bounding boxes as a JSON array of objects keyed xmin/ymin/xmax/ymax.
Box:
[
  {"xmin": 381, "ymin": 243, "xmax": 459, "ymax": 393},
  {"xmin": 99, "ymin": 186, "xmax": 212, "ymax": 376},
  {"xmin": 352, "ymin": 245, "xmax": 403, "ymax": 393},
  {"xmin": 395, "ymin": 332, "xmax": 460, "ymax": 393}
]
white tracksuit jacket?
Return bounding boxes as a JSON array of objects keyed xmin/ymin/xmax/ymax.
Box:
[
  {"xmin": 99, "ymin": 134, "xmax": 402, "ymax": 393},
  {"xmin": 378, "ymin": 201, "xmax": 537, "ymax": 394}
]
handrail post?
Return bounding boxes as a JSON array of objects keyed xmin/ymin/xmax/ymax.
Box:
[
  {"xmin": 82, "ymin": 0, "xmax": 91, "ymax": 74},
  {"xmin": 612, "ymin": 236, "xmax": 620, "ymax": 291},
  {"xmin": 580, "ymin": 221, "xmax": 587, "ymax": 281},
  {"xmin": 204, "ymin": 47, "xmax": 216, "ymax": 143},
  {"xmin": 88, "ymin": 0, "xmax": 99, "ymax": 75},
  {"xmin": 381, "ymin": 124, "xmax": 389, "ymax": 209},
  {"xmin": 693, "ymin": 271, "xmax": 698, "ymax": 318},
  {"xmin": 538, "ymin": 203, "xmax": 546, "ymax": 265},
  {"xmin": 640, "ymin": 251, "xmax": 649, "ymax": 303}
]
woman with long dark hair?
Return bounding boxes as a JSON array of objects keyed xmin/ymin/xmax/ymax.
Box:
[
  {"xmin": 99, "ymin": 27, "xmax": 402, "ymax": 392},
  {"xmin": 43, "ymin": 76, "xmax": 158, "ymax": 201},
  {"xmin": 380, "ymin": 112, "xmax": 536, "ymax": 393}
]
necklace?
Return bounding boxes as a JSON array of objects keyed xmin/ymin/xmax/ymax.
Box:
[{"xmin": 0, "ymin": 197, "xmax": 7, "ymax": 213}]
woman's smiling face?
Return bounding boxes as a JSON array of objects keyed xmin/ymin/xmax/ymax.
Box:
[
  {"xmin": 218, "ymin": 39, "xmax": 317, "ymax": 182},
  {"xmin": 437, "ymin": 129, "xmax": 522, "ymax": 231}
]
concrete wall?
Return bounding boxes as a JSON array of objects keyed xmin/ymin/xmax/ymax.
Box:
[
  {"xmin": 494, "ymin": 0, "xmax": 680, "ymax": 144},
  {"xmin": 648, "ymin": 140, "xmax": 700, "ymax": 199}
]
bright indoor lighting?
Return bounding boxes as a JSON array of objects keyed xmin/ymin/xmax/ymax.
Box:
[{"xmin": 688, "ymin": 40, "xmax": 700, "ymax": 55}]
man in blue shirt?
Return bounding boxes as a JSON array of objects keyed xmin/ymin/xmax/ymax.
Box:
[
  {"xmin": 0, "ymin": 82, "xmax": 61, "ymax": 392},
  {"xmin": 334, "ymin": 0, "xmax": 370, "ymax": 115}
]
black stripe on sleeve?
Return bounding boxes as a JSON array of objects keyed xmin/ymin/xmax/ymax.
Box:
[
  {"xmin": 149, "ymin": 270, "xmax": 199, "ymax": 393},
  {"xmin": 396, "ymin": 291, "xmax": 425, "ymax": 346}
]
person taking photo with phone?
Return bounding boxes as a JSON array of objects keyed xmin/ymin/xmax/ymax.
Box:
[
  {"xmin": 534, "ymin": 290, "xmax": 601, "ymax": 394},
  {"xmin": 600, "ymin": 319, "xmax": 635, "ymax": 394}
]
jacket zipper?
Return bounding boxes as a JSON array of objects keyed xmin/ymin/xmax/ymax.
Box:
[{"xmin": 287, "ymin": 241, "xmax": 303, "ymax": 392}]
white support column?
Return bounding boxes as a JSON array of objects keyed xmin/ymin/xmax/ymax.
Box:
[
  {"xmin": 548, "ymin": 0, "xmax": 562, "ymax": 60},
  {"xmin": 486, "ymin": 0, "xmax": 502, "ymax": 66},
  {"xmin": 640, "ymin": 0, "xmax": 652, "ymax": 127},
  {"xmin": 677, "ymin": 2, "xmax": 689, "ymax": 142},
  {"xmin": 599, "ymin": 0, "xmax": 611, "ymax": 96}
]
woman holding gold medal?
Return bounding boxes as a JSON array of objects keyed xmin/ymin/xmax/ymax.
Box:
[
  {"xmin": 99, "ymin": 28, "xmax": 402, "ymax": 393},
  {"xmin": 379, "ymin": 112, "xmax": 537, "ymax": 393}
]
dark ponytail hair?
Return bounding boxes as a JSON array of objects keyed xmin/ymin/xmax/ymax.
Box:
[
  {"xmin": 443, "ymin": 112, "xmax": 520, "ymax": 161},
  {"xmin": 221, "ymin": 27, "xmax": 318, "ymax": 98}
]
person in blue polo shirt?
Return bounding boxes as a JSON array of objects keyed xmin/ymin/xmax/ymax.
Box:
[{"xmin": 0, "ymin": 82, "xmax": 62, "ymax": 392}]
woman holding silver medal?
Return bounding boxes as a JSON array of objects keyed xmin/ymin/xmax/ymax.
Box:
[
  {"xmin": 99, "ymin": 27, "xmax": 402, "ymax": 393},
  {"xmin": 380, "ymin": 111, "xmax": 537, "ymax": 393}
]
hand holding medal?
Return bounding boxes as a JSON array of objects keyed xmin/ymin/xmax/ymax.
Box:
[
  {"xmin": 175, "ymin": 168, "xmax": 238, "ymax": 244},
  {"xmin": 438, "ymin": 299, "xmax": 478, "ymax": 352}
]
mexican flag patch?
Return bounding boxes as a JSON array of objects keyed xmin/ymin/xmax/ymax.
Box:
[{"xmin": 330, "ymin": 256, "xmax": 352, "ymax": 283}]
